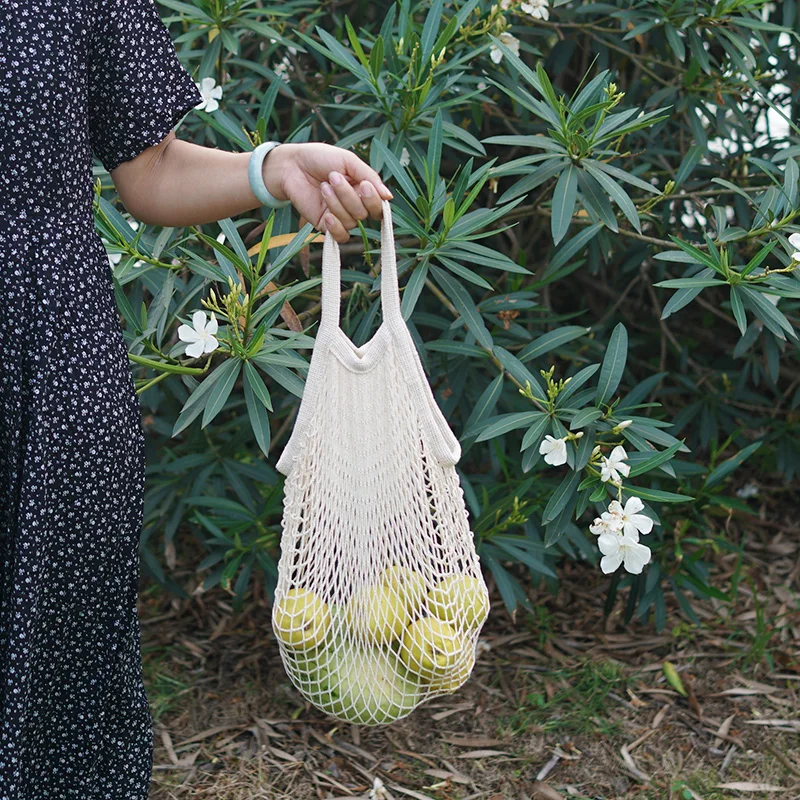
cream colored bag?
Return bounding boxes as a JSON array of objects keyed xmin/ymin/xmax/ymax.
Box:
[{"xmin": 272, "ymin": 199, "xmax": 489, "ymax": 725}]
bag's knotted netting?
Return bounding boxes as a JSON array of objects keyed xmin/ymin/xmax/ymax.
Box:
[{"xmin": 272, "ymin": 200, "xmax": 490, "ymax": 725}]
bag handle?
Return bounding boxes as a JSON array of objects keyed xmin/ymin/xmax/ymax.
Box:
[{"xmin": 320, "ymin": 198, "xmax": 402, "ymax": 330}]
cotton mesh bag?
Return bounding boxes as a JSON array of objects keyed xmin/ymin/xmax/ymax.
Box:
[{"xmin": 272, "ymin": 199, "xmax": 490, "ymax": 725}]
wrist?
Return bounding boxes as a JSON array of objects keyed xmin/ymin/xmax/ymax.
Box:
[{"xmin": 261, "ymin": 143, "xmax": 289, "ymax": 203}]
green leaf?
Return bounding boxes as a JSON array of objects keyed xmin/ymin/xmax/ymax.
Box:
[
  {"xmin": 625, "ymin": 485, "xmax": 694, "ymax": 503},
  {"xmin": 704, "ymin": 441, "xmax": 763, "ymax": 489},
  {"xmin": 243, "ymin": 368, "xmax": 271, "ymax": 457},
  {"xmin": 739, "ymin": 286, "xmax": 795, "ymax": 340},
  {"xmin": 729, "ymin": 286, "xmax": 747, "ymax": 336},
  {"xmin": 551, "ymin": 164, "xmax": 578, "ymax": 244},
  {"xmin": 475, "ymin": 412, "xmax": 546, "ymax": 442},
  {"xmin": 556, "ymin": 363, "xmax": 601, "ymax": 406},
  {"xmin": 542, "ymin": 469, "xmax": 582, "ymax": 524},
  {"xmin": 662, "ymin": 662, "xmax": 688, "ymax": 697},
  {"xmin": 427, "ymin": 109, "xmax": 444, "ymax": 197},
  {"xmin": 627, "ymin": 440, "xmax": 684, "ymax": 477},
  {"xmin": 596, "ymin": 322, "xmax": 628, "ymax": 406},
  {"xmin": 429, "ymin": 265, "xmax": 494, "ymax": 350},
  {"xmin": 667, "ymin": 235, "xmax": 724, "ymax": 274},
  {"xmin": 665, "ymin": 25, "xmax": 686, "ymax": 62},
  {"xmin": 344, "ymin": 16, "xmax": 370, "ymax": 69},
  {"xmin": 590, "ymin": 482, "xmax": 608, "ymax": 502},
  {"xmin": 112, "ymin": 273, "xmax": 140, "ymax": 333},
  {"xmin": 675, "ymin": 144, "xmax": 708, "ymax": 188},
  {"xmin": 462, "ymin": 373, "xmax": 505, "ymax": 441},
  {"xmin": 493, "ymin": 346, "xmax": 548, "ymax": 402},
  {"xmin": 425, "ymin": 339, "xmax": 487, "ymax": 358},
  {"xmin": 521, "ymin": 413, "xmax": 551, "ymax": 451},
  {"xmin": 655, "ymin": 278, "xmax": 727, "ymax": 289},
  {"xmin": 518, "ymin": 326, "xmax": 589, "ymax": 361},
  {"xmin": 582, "ymin": 162, "xmax": 641, "ymax": 232},
  {"xmin": 569, "ymin": 407, "xmax": 603, "ymax": 430},
  {"xmin": 741, "ymin": 239, "xmax": 778, "ymax": 278},
  {"xmin": 202, "ymin": 361, "xmax": 242, "ymax": 428},
  {"xmin": 661, "ymin": 268, "xmax": 716, "ymax": 319},
  {"xmin": 243, "ymin": 361, "xmax": 273, "ymax": 411},
  {"xmin": 577, "ymin": 169, "xmax": 619, "ymax": 232},
  {"xmin": 372, "ymin": 138, "xmax": 420, "ymax": 200}
]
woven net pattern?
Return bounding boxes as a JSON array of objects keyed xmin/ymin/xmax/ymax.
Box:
[{"xmin": 272, "ymin": 200, "xmax": 490, "ymax": 725}]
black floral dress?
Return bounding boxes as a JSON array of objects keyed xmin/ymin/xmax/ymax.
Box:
[{"xmin": 0, "ymin": 1, "xmax": 202, "ymax": 796}]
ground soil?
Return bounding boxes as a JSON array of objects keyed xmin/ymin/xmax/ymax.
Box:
[{"xmin": 143, "ymin": 520, "xmax": 799, "ymax": 800}]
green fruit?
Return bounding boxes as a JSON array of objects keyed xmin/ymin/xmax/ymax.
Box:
[
  {"xmin": 427, "ymin": 575, "xmax": 489, "ymax": 630},
  {"xmin": 315, "ymin": 646, "xmax": 421, "ymax": 725},
  {"xmin": 272, "ymin": 587, "xmax": 332, "ymax": 650},
  {"xmin": 346, "ymin": 584, "xmax": 411, "ymax": 645},
  {"xmin": 400, "ymin": 617, "xmax": 465, "ymax": 681},
  {"xmin": 380, "ymin": 565, "xmax": 428, "ymax": 618}
]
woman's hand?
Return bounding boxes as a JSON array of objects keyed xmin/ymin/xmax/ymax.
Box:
[{"xmin": 262, "ymin": 142, "xmax": 394, "ymax": 242}]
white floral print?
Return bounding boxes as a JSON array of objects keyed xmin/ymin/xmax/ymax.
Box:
[{"xmin": 0, "ymin": 0, "xmax": 203, "ymax": 795}]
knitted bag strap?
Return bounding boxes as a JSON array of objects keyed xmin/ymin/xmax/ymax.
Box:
[{"xmin": 320, "ymin": 199, "xmax": 402, "ymax": 331}]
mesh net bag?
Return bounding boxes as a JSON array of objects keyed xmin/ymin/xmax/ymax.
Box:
[{"xmin": 272, "ymin": 199, "xmax": 490, "ymax": 725}]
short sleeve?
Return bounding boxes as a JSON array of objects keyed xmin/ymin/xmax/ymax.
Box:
[{"xmin": 88, "ymin": 0, "xmax": 203, "ymax": 172}]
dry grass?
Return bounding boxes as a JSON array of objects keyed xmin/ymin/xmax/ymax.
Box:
[{"xmin": 142, "ymin": 509, "xmax": 799, "ymax": 800}]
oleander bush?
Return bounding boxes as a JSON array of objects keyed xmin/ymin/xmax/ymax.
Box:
[{"xmin": 94, "ymin": 0, "xmax": 800, "ymax": 627}]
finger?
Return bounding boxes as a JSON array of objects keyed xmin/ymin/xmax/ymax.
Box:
[
  {"xmin": 328, "ymin": 170, "xmax": 371, "ymax": 224},
  {"xmin": 340, "ymin": 152, "xmax": 394, "ymax": 200},
  {"xmin": 357, "ymin": 180, "xmax": 384, "ymax": 219},
  {"xmin": 322, "ymin": 211, "xmax": 351, "ymax": 244},
  {"xmin": 320, "ymin": 178, "xmax": 358, "ymax": 231}
]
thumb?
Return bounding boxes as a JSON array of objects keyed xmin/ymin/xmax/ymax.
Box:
[{"xmin": 340, "ymin": 151, "xmax": 394, "ymax": 199}]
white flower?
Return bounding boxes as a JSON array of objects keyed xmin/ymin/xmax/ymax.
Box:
[
  {"xmin": 598, "ymin": 532, "xmax": 652, "ymax": 575},
  {"xmin": 399, "ymin": 147, "xmax": 411, "ymax": 167},
  {"xmin": 103, "ymin": 239, "xmax": 122, "ymax": 267},
  {"xmin": 195, "ymin": 76, "xmax": 223, "ymax": 113},
  {"xmin": 333, "ymin": 93, "xmax": 344, "ymax": 103},
  {"xmin": 600, "ymin": 445, "xmax": 630, "ymax": 485},
  {"xmin": 127, "ymin": 218, "xmax": 139, "ymax": 231},
  {"xmin": 369, "ymin": 777, "xmax": 388, "ymax": 800},
  {"xmin": 606, "ymin": 496, "xmax": 653, "ymax": 539},
  {"xmin": 539, "ymin": 434, "xmax": 568, "ymax": 466},
  {"xmin": 500, "ymin": 0, "xmax": 513, "ymax": 9},
  {"xmin": 521, "ymin": 0, "xmax": 549, "ymax": 21},
  {"xmin": 274, "ymin": 58, "xmax": 291, "ymax": 82},
  {"xmin": 736, "ymin": 482, "xmax": 760, "ymax": 499},
  {"xmin": 477, "ymin": 80, "xmax": 487, "ymax": 91},
  {"xmin": 490, "ymin": 31, "xmax": 520, "ymax": 64},
  {"xmin": 789, "ymin": 232, "xmax": 800, "ymax": 262},
  {"xmin": 589, "ymin": 509, "xmax": 623, "ymax": 537},
  {"xmin": 178, "ymin": 310, "xmax": 219, "ymax": 358}
]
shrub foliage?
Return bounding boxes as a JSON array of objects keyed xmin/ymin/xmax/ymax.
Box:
[{"xmin": 95, "ymin": 0, "xmax": 800, "ymax": 626}]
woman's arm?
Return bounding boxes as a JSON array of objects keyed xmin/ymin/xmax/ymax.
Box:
[{"xmin": 109, "ymin": 134, "xmax": 394, "ymax": 242}]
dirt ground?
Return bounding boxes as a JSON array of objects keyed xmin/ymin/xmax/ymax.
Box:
[{"xmin": 142, "ymin": 519, "xmax": 799, "ymax": 800}]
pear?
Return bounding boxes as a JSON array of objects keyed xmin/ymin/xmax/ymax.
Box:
[
  {"xmin": 427, "ymin": 574, "xmax": 489, "ymax": 630},
  {"xmin": 427, "ymin": 650, "xmax": 474, "ymax": 694},
  {"xmin": 380, "ymin": 565, "xmax": 428, "ymax": 618},
  {"xmin": 272, "ymin": 587, "xmax": 332, "ymax": 650},
  {"xmin": 315, "ymin": 646, "xmax": 421, "ymax": 725},
  {"xmin": 346, "ymin": 584, "xmax": 411, "ymax": 645},
  {"xmin": 399, "ymin": 617, "xmax": 466, "ymax": 682}
]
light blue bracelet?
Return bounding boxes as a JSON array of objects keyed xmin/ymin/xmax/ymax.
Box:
[{"xmin": 248, "ymin": 141, "xmax": 291, "ymax": 209}]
